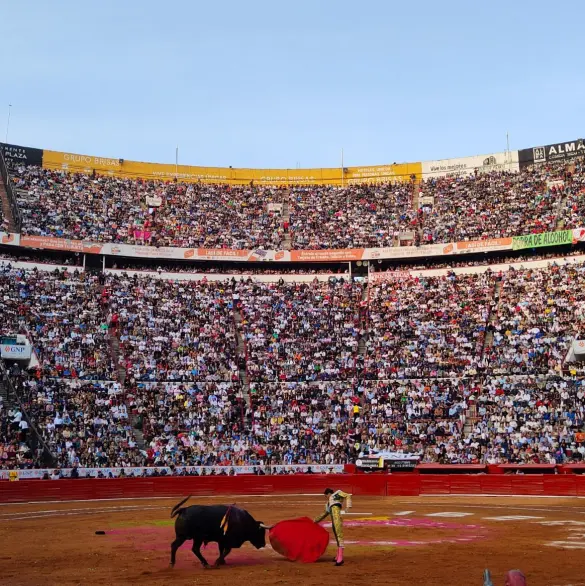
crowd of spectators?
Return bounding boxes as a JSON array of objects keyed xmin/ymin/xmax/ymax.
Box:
[
  {"xmin": 107, "ymin": 273, "xmax": 239, "ymax": 382},
  {"xmin": 289, "ymin": 183, "xmax": 416, "ymax": 249},
  {"xmin": 129, "ymin": 382, "xmax": 249, "ymax": 466},
  {"xmin": 418, "ymin": 166, "xmax": 559, "ymax": 244},
  {"xmin": 0, "ymin": 265, "xmax": 114, "ymax": 379},
  {"xmin": 10, "ymin": 163, "xmax": 285, "ymax": 249},
  {"xmin": 7, "ymin": 156, "xmax": 585, "ymax": 252},
  {"xmin": 12, "ymin": 377, "xmax": 145, "ymax": 468},
  {"xmin": 249, "ymin": 382, "xmax": 357, "ymax": 464},
  {"xmin": 2, "ymin": 257, "xmax": 585, "ymax": 469},
  {"xmin": 363, "ymin": 273, "xmax": 493, "ymax": 378},
  {"xmin": 0, "ymin": 393, "xmax": 36, "ymax": 468},
  {"xmin": 556, "ymin": 157, "xmax": 585, "ymax": 229},
  {"xmin": 237, "ymin": 279, "xmax": 363, "ymax": 381},
  {"xmin": 445, "ymin": 376, "xmax": 585, "ymax": 464},
  {"xmin": 485, "ymin": 262, "xmax": 585, "ymax": 374}
]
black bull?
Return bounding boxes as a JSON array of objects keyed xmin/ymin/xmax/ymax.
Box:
[{"xmin": 170, "ymin": 496, "xmax": 272, "ymax": 568}]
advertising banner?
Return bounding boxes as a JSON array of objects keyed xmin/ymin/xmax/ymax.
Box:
[
  {"xmin": 19, "ymin": 235, "xmax": 104, "ymax": 254},
  {"xmin": 369, "ymin": 270, "xmax": 412, "ymax": 283},
  {"xmin": 0, "ymin": 232, "xmax": 20, "ymax": 246},
  {"xmin": 145, "ymin": 195, "xmax": 162, "ymax": 207},
  {"xmin": 0, "ymin": 344, "xmax": 32, "ymax": 360},
  {"xmin": 356, "ymin": 452, "xmax": 420, "ymax": 471},
  {"xmin": 0, "ymin": 464, "xmax": 345, "ymax": 480},
  {"xmin": 572, "ymin": 228, "xmax": 585, "ymax": 243},
  {"xmin": 422, "ymin": 151, "xmax": 519, "ymax": 179},
  {"xmin": 289, "ymin": 248, "xmax": 365, "ymax": 262},
  {"xmin": 345, "ymin": 162, "xmax": 422, "ymax": 184},
  {"xmin": 0, "ymin": 143, "xmax": 43, "ymax": 166},
  {"xmin": 8, "ymin": 234, "xmax": 519, "ymax": 263},
  {"xmin": 364, "ymin": 243, "xmax": 446, "ymax": 260},
  {"xmin": 449, "ymin": 237, "xmax": 513, "ymax": 255},
  {"xmin": 42, "ymin": 148, "xmax": 421, "ymax": 185},
  {"xmin": 512, "ymin": 229, "xmax": 573, "ymax": 250},
  {"xmin": 518, "ymin": 138, "xmax": 585, "ymax": 168}
]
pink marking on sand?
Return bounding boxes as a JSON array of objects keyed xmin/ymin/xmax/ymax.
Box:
[
  {"xmin": 325, "ymin": 518, "xmax": 486, "ymax": 532},
  {"xmin": 107, "ymin": 528, "xmax": 268, "ymax": 568},
  {"xmin": 344, "ymin": 535, "xmax": 484, "ymax": 547},
  {"xmin": 106, "ymin": 517, "xmax": 488, "ymax": 558}
]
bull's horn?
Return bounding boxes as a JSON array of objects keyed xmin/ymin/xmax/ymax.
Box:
[{"xmin": 259, "ymin": 523, "xmax": 273, "ymax": 530}]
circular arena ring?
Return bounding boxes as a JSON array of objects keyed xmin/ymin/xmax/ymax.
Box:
[{"xmin": 1, "ymin": 495, "xmax": 585, "ymax": 585}]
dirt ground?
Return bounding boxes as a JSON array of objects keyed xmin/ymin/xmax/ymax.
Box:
[{"xmin": 1, "ymin": 494, "xmax": 585, "ymax": 586}]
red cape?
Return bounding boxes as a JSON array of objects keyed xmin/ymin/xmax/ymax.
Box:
[{"xmin": 269, "ymin": 517, "xmax": 330, "ymax": 563}]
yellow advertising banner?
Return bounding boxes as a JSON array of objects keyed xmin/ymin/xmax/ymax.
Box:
[{"xmin": 42, "ymin": 149, "xmax": 421, "ymax": 185}]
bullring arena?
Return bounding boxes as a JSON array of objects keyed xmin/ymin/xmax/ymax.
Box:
[
  {"xmin": 2, "ymin": 26, "xmax": 585, "ymax": 586},
  {"xmin": 2, "ymin": 493, "xmax": 585, "ymax": 585},
  {"xmin": 2, "ymin": 477, "xmax": 585, "ymax": 585}
]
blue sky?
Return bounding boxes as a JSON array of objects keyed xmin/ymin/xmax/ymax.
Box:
[{"xmin": 2, "ymin": 0, "xmax": 584, "ymax": 168}]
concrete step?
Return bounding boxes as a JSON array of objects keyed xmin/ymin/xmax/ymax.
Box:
[
  {"xmin": 478, "ymin": 279, "xmax": 502, "ymax": 362},
  {"xmin": 282, "ymin": 201, "xmax": 290, "ymax": 222},
  {"xmin": 233, "ymin": 308, "xmax": 251, "ymax": 401},
  {"xmin": 555, "ymin": 194, "xmax": 569, "ymax": 229},
  {"xmin": 411, "ymin": 179, "xmax": 420, "ymax": 212},
  {"xmin": 0, "ymin": 181, "xmax": 17, "ymax": 232},
  {"xmin": 109, "ymin": 335, "xmax": 127, "ymax": 384},
  {"xmin": 0, "ymin": 379, "xmax": 14, "ymax": 410},
  {"xmin": 131, "ymin": 415, "xmax": 147, "ymax": 450},
  {"xmin": 282, "ymin": 189, "xmax": 292, "ymax": 249}
]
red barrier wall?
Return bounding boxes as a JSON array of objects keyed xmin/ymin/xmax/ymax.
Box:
[{"xmin": 5, "ymin": 474, "xmax": 585, "ymax": 504}]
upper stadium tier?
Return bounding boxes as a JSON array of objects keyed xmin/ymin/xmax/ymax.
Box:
[{"xmin": 0, "ymin": 138, "xmax": 584, "ymax": 262}]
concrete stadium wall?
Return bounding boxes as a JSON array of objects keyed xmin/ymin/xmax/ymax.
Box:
[{"xmin": 4, "ymin": 474, "xmax": 585, "ymax": 504}]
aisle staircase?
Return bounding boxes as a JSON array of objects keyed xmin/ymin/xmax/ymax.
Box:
[
  {"xmin": 0, "ymin": 364, "xmax": 56, "ymax": 466},
  {"xmin": 282, "ymin": 188, "xmax": 292, "ymax": 250},
  {"xmin": 411, "ymin": 178, "xmax": 420, "ymax": 212},
  {"xmin": 554, "ymin": 190, "xmax": 570, "ymax": 229},
  {"xmin": 109, "ymin": 335, "xmax": 127, "ymax": 385},
  {"xmin": 480, "ymin": 278, "xmax": 503, "ymax": 362},
  {"xmin": 131, "ymin": 415, "xmax": 146, "ymax": 450},
  {"xmin": 411, "ymin": 177, "xmax": 424, "ymax": 245},
  {"xmin": 463, "ymin": 408, "xmax": 477, "ymax": 436},
  {"xmin": 0, "ymin": 375, "xmax": 14, "ymax": 411},
  {"xmin": 0, "ymin": 181, "xmax": 17, "ymax": 232},
  {"xmin": 233, "ymin": 306, "xmax": 251, "ymax": 404},
  {"xmin": 358, "ymin": 283, "xmax": 369, "ymax": 358},
  {"xmin": 99, "ymin": 288, "xmax": 146, "ymax": 450}
]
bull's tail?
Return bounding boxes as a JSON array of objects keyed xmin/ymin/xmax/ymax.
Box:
[{"xmin": 171, "ymin": 495, "xmax": 192, "ymax": 518}]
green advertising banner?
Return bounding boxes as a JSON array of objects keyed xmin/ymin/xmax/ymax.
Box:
[{"xmin": 512, "ymin": 229, "xmax": 573, "ymax": 250}]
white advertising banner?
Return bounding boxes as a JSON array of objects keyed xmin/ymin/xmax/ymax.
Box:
[
  {"xmin": 0, "ymin": 344, "xmax": 32, "ymax": 360},
  {"xmin": 145, "ymin": 195, "xmax": 162, "ymax": 207},
  {"xmin": 0, "ymin": 232, "xmax": 20, "ymax": 246},
  {"xmin": 422, "ymin": 151, "xmax": 519, "ymax": 179},
  {"xmin": 0, "ymin": 464, "xmax": 345, "ymax": 480},
  {"xmin": 5, "ymin": 235, "xmax": 517, "ymax": 263}
]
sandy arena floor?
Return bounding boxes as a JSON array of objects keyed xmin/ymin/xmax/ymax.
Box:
[{"xmin": 1, "ymin": 494, "xmax": 585, "ymax": 585}]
